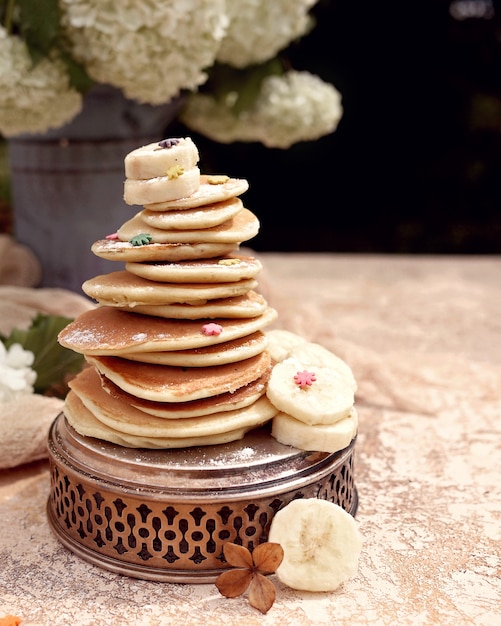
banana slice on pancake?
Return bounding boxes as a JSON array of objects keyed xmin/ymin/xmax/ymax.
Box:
[
  {"xmin": 142, "ymin": 197, "xmax": 243, "ymax": 230},
  {"xmin": 58, "ymin": 306, "xmax": 277, "ymax": 355},
  {"xmin": 124, "ymin": 166, "xmax": 201, "ymax": 206},
  {"xmin": 124, "ymin": 138, "xmax": 199, "ymax": 180},
  {"xmin": 86, "ymin": 350, "xmax": 272, "ymax": 402},
  {"xmin": 117, "ymin": 208, "xmax": 259, "ymax": 245},
  {"xmin": 124, "ymin": 254, "xmax": 262, "ymax": 284},
  {"xmin": 82, "ymin": 271, "xmax": 258, "ymax": 306},
  {"xmin": 144, "ymin": 175, "xmax": 248, "ymax": 211},
  {"xmin": 69, "ymin": 366, "xmax": 277, "ymax": 439}
]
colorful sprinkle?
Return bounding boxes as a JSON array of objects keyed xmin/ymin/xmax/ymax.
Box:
[
  {"xmin": 166, "ymin": 164, "xmax": 184, "ymax": 179},
  {"xmin": 105, "ymin": 232, "xmax": 119, "ymax": 240},
  {"xmin": 207, "ymin": 175, "xmax": 229, "ymax": 185},
  {"xmin": 294, "ymin": 370, "xmax": 317, "ymax": 388},
  {"xmin": 129, "ymin": 233, "xmax": 152, "ymax": 246},
  {"xmin": 158, "ymin": 138, "xmax": 180, "ymax": 149},
  {"xmin": 202, "ymin": 323, "xmax": 223, "ymax": 336}
]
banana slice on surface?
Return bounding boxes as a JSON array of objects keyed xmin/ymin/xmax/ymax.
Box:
[
  {"xmin": 268, "ymin": 498, "xmax": 363, "ymax": 592},
  {"xmin": 271, "ymin": 407, "xmax": 358, "ymax": 453},
  {"xmin": 266, "ymin": 357, "xmax": 354, "ymax": 425}
]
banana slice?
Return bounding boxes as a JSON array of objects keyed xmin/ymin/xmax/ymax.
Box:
[
  {"xmin": 265, "ymin": 329, "xmax": 308, "ymax": 362},
  {"xmin": 271, "ymin": 407, "xmax": 358, "ymax": 452},
  {"xmin": 124, "ymin": 167, "xmax": 200, "ymax": 205},
  {"xmin": 290, "ymin": 342, "xmax": 357, "ymax": 391},
  {"xmin": 266, "ymin": 330, "xmax": 356, "ymax": 391},
  {"xmin": 268, "ymin": 498, "xmax": 363, "ymax": 592},
  {"xmin": 266, "ymin": 357, "xmax": 354, "ymax": 425},
  {"xmin": 124, "ymin": 138, "xmax": 199, "ymax": 180}
]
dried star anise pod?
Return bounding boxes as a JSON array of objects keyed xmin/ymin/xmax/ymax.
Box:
[{"xmin": 215, "ymin": 541, "xmax": 284, "ymax": 614}]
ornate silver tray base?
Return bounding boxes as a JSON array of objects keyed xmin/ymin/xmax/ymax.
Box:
[{"xmin": 47, "ymin": 413, "xmax": 358, "ymax": 583}]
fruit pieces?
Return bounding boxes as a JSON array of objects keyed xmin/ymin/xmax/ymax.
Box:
[
  {"xmin": 271, "ymin": 407, "xmax": 358, "ymax": 454},
  {"xmin": 268, "ymin": 498, "xmax": 362, "ymax": 592},
  {"xmin": 265, "ymin": 330, "xmax": 358, "ymax": 452}
]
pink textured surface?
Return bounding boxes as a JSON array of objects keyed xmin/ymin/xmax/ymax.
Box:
[{"xmin": 1, "ymin": 254, "xmax": 500, "ymax": 625}]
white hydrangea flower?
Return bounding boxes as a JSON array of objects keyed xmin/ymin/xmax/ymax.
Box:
[
  {"xmin": 0, "ymin": 342, "xmax": 37, "ymax": 403},
  {"xmin": 0, "ymin": 27, "xmax": 83, "ymax": 137},
  {"xmin": 60, "ymin": 0, "xmax": 228, "ymax": 105},
  {"xmin": 182, "ymin": 70, "xmax": 343, "ymax": 149},
  {"xmin": 217, "ymin": 0, "xmax": 317, "ymax": 68}
]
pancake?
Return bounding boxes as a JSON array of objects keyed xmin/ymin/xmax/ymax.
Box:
[
  {"xmin": 119, "ymin": 331, "xmax": 268, "ymax": 367},
  {"xmin": 82, "ymin": 271, "xmax": 258, "ymax": 306},
  {"xmin": 68, "ymin": 366, "xmax": 277, "ymax": 439},
  {"xmin": 120, "ymin": 291, "xmax": 268, "ymax": 319},
  {"xmin": 64, "ymin": 391, "xmax": 258, "ymax": 448},
  {"xmin": 58, "ymin": 306, "xmax": 277, "ymax": 355},
  {"xmin": 124, "ymin": 254, "xmax": 262, "ymax": 284},
  {"xmin": 144, "ymin": 175, "xmax": 249, "ymax": 211},
  {"xmin": 142, "ymin": 197, "xmax": 243, "ymax": 230},
  {"xmin": 100, "ymin": 368, "xmax": 270, "ymax": 419},
  {"xmin": 91, "ymin": 239, "xmax": 237, "ymax": 263},
  {"xmin": 86, "ymin": 351, "xmax": 272, "ymax": 402},
  {"xmin": 117, "ymin": 208, "xmax": 259, "ymax": 245}
]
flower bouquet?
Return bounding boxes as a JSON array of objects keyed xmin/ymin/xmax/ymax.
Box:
[{"xmin": 0, "ymin": 0, "xmax": 342, "ymax": 148}]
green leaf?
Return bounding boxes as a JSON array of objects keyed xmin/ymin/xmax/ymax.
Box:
[
  {"xmin": 208, "ymin": 59, "xmax": 284, "ymax": 116},
  {"xmin": 59, "ymin": 49, "xmax": 94, "ymax": 93},
  {"xmin": 17, "ymin": 0, "xmax": 61, "ymax": 59},
  {"xmin": 2, "ymin": 313, "xmax": 85, "ymax": 395}
]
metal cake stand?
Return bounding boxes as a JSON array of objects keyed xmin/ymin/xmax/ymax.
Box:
[{"xmin": 47, "ymin": 413, "xmax": 358, "ymax": 583}]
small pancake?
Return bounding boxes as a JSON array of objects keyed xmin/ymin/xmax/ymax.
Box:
[
  {"xmin": 86, "ymin": 351, "xmax": 272, "ymax": 402},
  {"xmin": 64, "ymin": 392, "xmax": 256, "ymax": 448},
  {"xmin": 124, "ymin": 254, "xmax": 262, "ymax": 284},
  {"xmin": 117, "ymin": 208, "xmax": 259, "ymax": 245},
  {"xmin": 142, "ymin": 197, "xmax": 243, "ymax": 230},
  {"xmin": 91, "ymin": 239, "xmax": 237, "ymax": 263},
  {"xmin": 121, "ymin": 291, "xmax": 268, "ymax": 319},
  {"xmin": 100, "ymin": 368, "xmax": 270, "ymax": 419},
  {"xmin": 120, "ymin": 331, "xmax": 268, "ymax": 366},
  {"xmin": 58, "ymin": 306, "xmax": 277, "ymax": 355},
  {"xmin": 68, "ymin": 366, "xmax": 276, "ymax": 438},
  {"xmin": 82, "ymin": 271, "xmax": 258, "ymax": 306},
  {"xmin": 144, "ymin": 175, "xmax": 249, "ymax": 211}
]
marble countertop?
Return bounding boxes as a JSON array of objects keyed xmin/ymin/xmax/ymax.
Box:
[{"xmin": 1, "ymin": 254, "xmax": 500, "ymax": 625}]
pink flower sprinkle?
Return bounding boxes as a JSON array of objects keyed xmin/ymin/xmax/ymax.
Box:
[
  {"xmin": 294, "ymin": 370, "xmax": 317, "ymax": 388},
  {"xmin": 106, "ymin": 232, "xmax": 119, "ymax": 240},
  {"xmin": 202, "ymin": 323, "xmax": 223, "ymax": 336}
]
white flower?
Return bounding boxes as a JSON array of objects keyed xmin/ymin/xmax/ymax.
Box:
[
  {"xmin": 182, "ymin": 70, "xmax": 343, "ymax": 149},
  {"xmin": 217, "ymin": 0, "xmax": 317, "ymax": 68},
  {"xmin": 0, "ymin": 342, "xmax": 37, "ymax": 403},
  {"xmin": 60, "ymin": 0, "xmax": 228, "ymax": 105},
  {"xmin": 0, "ymin": 27, "xmax": 83, "ymax": 137}
]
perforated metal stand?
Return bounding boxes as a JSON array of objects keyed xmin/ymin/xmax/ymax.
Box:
[{"xmin": 47, "ymin": 413, "xmax": 358, "ymax": 582}]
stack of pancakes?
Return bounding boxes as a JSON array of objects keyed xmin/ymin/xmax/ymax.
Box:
[{"xmin": 58, "ymin": 138, "xmax": 279, "ymax": 448}]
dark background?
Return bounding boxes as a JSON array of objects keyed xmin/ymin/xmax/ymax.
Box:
[{"xmin": 174, "ymin": 0, "xmax": 501, "ymax": 254}]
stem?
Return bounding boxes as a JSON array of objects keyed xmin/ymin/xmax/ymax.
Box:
[{"xmin": 3, "ymin": 0, "xmax": 16, "ymax": 33}]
